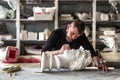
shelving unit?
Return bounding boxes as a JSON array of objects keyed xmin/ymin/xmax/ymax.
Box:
[
  {"xmin": 19, "ymin": 0, "xmax": 57, "ymax": 54},
  {"xmin": 96, "ymin": 0, "xmax": 120, "ymax": 49},
  {"xmin": 1, "ymin": 0, "xmax": 120, "ymax": 61},
  {"xmin": 0, "ymin": 0, "xmax": 54, "ymax": 54},
  {"xmin": 96, "ymin": 0, "xmax": 120, "ymax": 68},
  {"xmin": 1, "ymin": 0, "xmax": 94, "ymax": 55},
  {"xmin": 0, "ymin": 0, "xmax": 18, "ymax": 49}
]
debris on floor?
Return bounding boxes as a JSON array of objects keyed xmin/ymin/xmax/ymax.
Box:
[{"xmin": 2, "ymin": 65, "xmax": 22, "ymax": 73}]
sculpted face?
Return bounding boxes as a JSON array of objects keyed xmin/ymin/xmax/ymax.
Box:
[
  {"xmin": 63, "ymin": 49, "xmax": 92, "ymax": 70},
  {"xmin": 63, "ymin": 49, "xmax": 82, "ymax": 61}
]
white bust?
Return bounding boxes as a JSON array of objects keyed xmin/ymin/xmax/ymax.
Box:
[{"xmin": 41, "ymin": 46, "xmax": 92, "ymax": 72}]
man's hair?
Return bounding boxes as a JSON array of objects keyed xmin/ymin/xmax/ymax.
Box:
[{"xmin": 70, "ymin": 20, "xmax": 85, "ymax": 35}]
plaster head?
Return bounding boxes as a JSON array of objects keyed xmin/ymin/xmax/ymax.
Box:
[{"xmin": 63, "ymin": 49, "xmax": 92, "ymax": 70}]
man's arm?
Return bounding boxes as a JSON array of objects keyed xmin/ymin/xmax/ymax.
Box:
[
  {"xmin": 92, "ymin": 56, "xmax": 108, "ymax": 72},
  {"xmin": 45, "ymin": 50, "xmax": 60, "ymax": 55},
  {"xmin": 81, "ymin": 34, "xmax": 108, "ymax": 72},
  {"xmin": 45, "ymin": 44, "xmax": 71, "ymax": 55}
]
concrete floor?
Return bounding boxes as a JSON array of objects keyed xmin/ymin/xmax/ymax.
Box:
[
  {"xmin": 0, "ymin": 65, "xmax": 120, "ymax": 80},
  {"xmin": 0, "ymin": 55, "xmax": 120, "ymax": 80}
]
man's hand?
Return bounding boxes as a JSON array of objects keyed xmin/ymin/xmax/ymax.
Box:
[
  {"xmin": 45, "ymin": 44, "xmax": 71, "ymax": 55},
  {"xmin": 97, "ymin": 63, "xmax": 108, "ymax": 72},
  {"xmin": 92, "ymin": 56, "xmax": 108, "ymax": 72},
  {"xmin": 59, "ymin": 44, "xmax": 71, "ymax": 54}
]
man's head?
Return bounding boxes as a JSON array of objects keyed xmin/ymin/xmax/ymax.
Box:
[{"xmin": 66, "ymin": 20, "xmax": 85, "ymax": 41}]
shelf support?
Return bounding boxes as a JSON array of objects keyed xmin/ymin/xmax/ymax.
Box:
[
  {"xmin": 16, "ymin": 0, "xmax": 20, "ymax": 54},
  {"xmin": 54, "ymin": 0, "xmax": 58, "ymax": 29},
  {"xmin": 92, "ymin": 0, "xmax": 96, "ymax": 50}
]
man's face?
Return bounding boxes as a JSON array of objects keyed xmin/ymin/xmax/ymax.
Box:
[{"xmin": 66, "ymin": 24, "xmax": 80, "ymax": 41}]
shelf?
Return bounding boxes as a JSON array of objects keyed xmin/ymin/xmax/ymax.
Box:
[
  {"xmin": 0, "ymin": 19, "xmax": 16, "ymax": 22},
  {"xmin": 20, "ymin": 40, "xmax": 46, "ymax": 45},
  {"xmin": 59, "ymin": 0, "xmax": 92, "ymax": 4},
  {"xmin": 59, "ymin": 0, "xmax": 93, "ymax": 2},
  {"xmin": 2, "ymin": 39, "xmax": 46, "ymax": 45},
  {"xmin": 20, "ymin": 0, "xmax": 54, "ymax": 2},
  {"xmin": 0, "ymin": 19, "xmax": 55, "ymax": 23},
  {"xmin": 96, "ymin": 20, "xmax": 120, "ymax": 24},
  {"xmin": 58, "ymin": 20, "xmax": 92, "ymax": 25},
  {"xmin": 20, "ymin": 19, "xmax": 54, "ymax": 24},
  {"xmin": 97, "ymin": 0, "xmax": 108, "ymax": 2},
  {"xmin": 2, "ymin": 39, "xmax": 16, "ymax": 46},
  {"xmin": 20, "ymin": 0, "xmax": 54, "ymax": 5},
  {"xmin": 2, "ymin": 39, "xmax": 16, "ymax": 42}
]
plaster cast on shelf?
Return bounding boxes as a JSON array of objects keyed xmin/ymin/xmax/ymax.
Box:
[{"xmin": 41, "ymin": 46, "xmax": 92, "ymax": 72}]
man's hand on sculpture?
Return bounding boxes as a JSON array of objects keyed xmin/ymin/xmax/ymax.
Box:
[
  {"xmin": 58, "ymin": 44, "xmax": 71, "ymax": 54},
  {"xmin": 45, "ymin": 44, "xmax": 71, "ymax": 55},
  {"xmin": 93, "ymin": 56, "xmax": 108, "ymax": 72},
  {"xmin": 97, "ymin": 63, "xmax": 108, "ymax": 72}
]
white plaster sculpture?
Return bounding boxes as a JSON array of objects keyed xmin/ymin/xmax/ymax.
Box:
[
  {"xmin": 75, "ymin": 12, "xmax": 91, "ymax": 21},
  {"xmin": 41, "ymin": 46, "xmax": 92, "ymax": 72},
  {"xmin": 0, "ymin": 46, "xmax": 18, "ymax": 63},
  {"xmin": 100, "ymin": 36, "xmax": 118, "ymax": 53}
]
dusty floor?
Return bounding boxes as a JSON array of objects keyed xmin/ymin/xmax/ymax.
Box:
[
  {"xmin": 0, "ymin": 55, "xmax": 120, "ymax": 80},
  {"xmin": 0, "ymin": 64, "xmax": 120, "ymax": 80}
]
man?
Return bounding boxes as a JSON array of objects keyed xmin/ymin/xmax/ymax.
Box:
[{"xmin": 42, "ymin": 20, "xmax": 108, "ymax": 72}]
